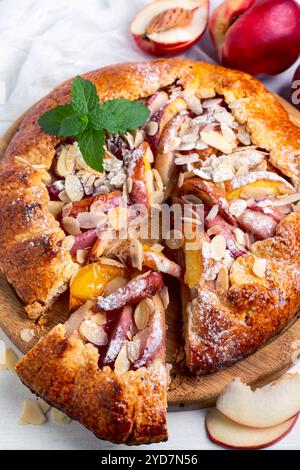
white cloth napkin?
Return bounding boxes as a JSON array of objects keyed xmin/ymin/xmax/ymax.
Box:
[{"xmin": 0, "ymin": 0, "xmax": 299, "ymax": 137}]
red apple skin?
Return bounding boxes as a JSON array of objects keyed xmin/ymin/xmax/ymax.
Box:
[
  {"xmin": 205, "ymin": 412, "xmax": 299, "ymax": 450},
  {"xmin": 292, "ymin": 65, "xmax": 300, "ymax": 110},
  {"xmin": 210, "ymin": 0, "xmax": 300, "ymax": 75}
]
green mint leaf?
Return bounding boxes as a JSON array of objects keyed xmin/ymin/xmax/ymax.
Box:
[
  {"xmin": 89, "ymin": 99, "xmax": 150, "ymax": 134},
  {"xmin": 59, "ymin": 114, "xmax": 88, "ymax": 137},
  {"xmin": 38, "ymin": 104, "xmax": 76, "ymax": 136},
  {"xmin": 71, "ymin": 76, "xmax": 99, "ymax": 115},
  {"xmin": 78, "ymin": 128, "xmax": 105, "ymax": 172}
]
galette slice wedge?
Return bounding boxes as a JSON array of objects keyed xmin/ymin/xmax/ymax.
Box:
[{"xmin": 16, "ymin": 269, "xmax": 169, "ymax": 445}]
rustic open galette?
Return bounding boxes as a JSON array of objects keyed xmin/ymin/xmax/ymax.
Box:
[{"xmin": 1, "ymin": 59, "xmax": 300, "ymax": 445}]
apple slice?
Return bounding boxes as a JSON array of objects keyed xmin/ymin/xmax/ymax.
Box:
[
  {"xmin": 131, "ymin": 0, "xmax": 209, "ymax": 56},
  {"xmin": 206, "ymin": 408, "xmax": 298, "ymax": 450},
  {"xmin": 217, "ymin": 375, "xmax": 300, "ymax": 428}
]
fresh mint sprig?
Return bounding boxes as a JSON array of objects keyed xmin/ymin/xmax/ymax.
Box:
[{"xmin": 38, "ymin": 76, "xmax": 150, "ymax": 172}]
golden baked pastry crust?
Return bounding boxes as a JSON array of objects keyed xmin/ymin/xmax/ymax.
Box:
[
  {"xmin": 1, "ymin": 58, "xmax": 300, "ymax": 369},
  {"xmin": 16, "ymin": 324, "xmax": 167, "ymax": 444}
]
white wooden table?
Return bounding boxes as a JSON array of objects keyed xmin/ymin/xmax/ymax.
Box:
[{"xmin": 0, "ymin": 0, "xmax": 300, "ymax": 450}]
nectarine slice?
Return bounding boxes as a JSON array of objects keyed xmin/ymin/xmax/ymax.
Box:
[
  {"xmin": 206, "ymin": 408, "xmax": 298, "ymax": 450},
  {"xmin": 217, "ymin": 375, "xmax": 300, "ymax": 428},
  {"xmin": 70, "ymin": 261, "xmax": 127, "ymax": 309}
]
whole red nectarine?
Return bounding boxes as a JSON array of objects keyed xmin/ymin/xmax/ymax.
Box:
[{"xmin": 210, "ymin": 0, "xmax": 300, "ymax": 75}]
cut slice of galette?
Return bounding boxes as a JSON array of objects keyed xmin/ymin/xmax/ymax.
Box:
[{"xmin": 16, "ymin": 263, "xmax": 170, "ymax": 444}]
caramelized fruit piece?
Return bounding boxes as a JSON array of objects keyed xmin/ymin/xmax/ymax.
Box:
[
  {"xmin": 184, "ymin": 225, "xmax": 204, "ymax": 288},
  {"xmin": 128, "ymin": 142, "xmax": 152, "ymax": 207},
  {"xmin": 70, "ymin": 260, "xmax": 127, "ymax": 309},
  {"xmin": 97, "ymin": 271, "xmax": 164, "ymax": 312}
]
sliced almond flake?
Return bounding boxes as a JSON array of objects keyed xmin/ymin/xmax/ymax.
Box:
[
  {"xmin": 51, "ymin": 408, "xmax": 71, "ymax": 425},
  {"xmin": 37, "ymin": 399, "xmax": 51, "ymax": 414},
  {"xmin": 62, "ymin": 202, "xmax": 73, "ymax": 218},
  {"xmin": 177, "ymin": 172, "xmax": 184, "ymax": 188},
  {"xmin": 20, "ymin": 328, "xmax": 35, "ymax": 343},
  {"xmin": 151, "ymin": 190, "xmax": 164, "ymax": 205},
  {"xmin": 200, "ymin": 131, "xmax": 233, "ymax": 154},
  {"xmin": 145, "ymin": 145, "xmax": 154, "ymax": 163},
  {"xmin": 145, "ymin": 169, "xmax": 155, "ymax": 195},
  {"xmin": 127, "ymin": 339, "xmax": 141, "ymax": 363},
  {"xmin": 272, "ymin": 193, "xmax": 300, "ymax": 206},
  {"xmin": 221, "ymin": 122, "xmax": 237, "ymax": 145},
  {"xmin": 56, "ymin": 151, "xmax": 76, "ymax": 177},
  {"xmin": 165, "ymin": 229, "xmax": 184, "ymax": 250},
  {"xmin": 233, "ymin": 228, "xmax": 246, "ymax": 246},
  {"xmin": 124, "ymin": 132, "xmax": 135, "ymax": 149},
  {"xmin": 214, "ymin": 110, "xmax": 236, "ymax": 127},
  {"xmin": 146, "ymin": 121, "xmax": 159, "ymax": 136},
  {"xmin": 90, "ymin": 313, "xmax": 106, "ymax": 326},
  {"xmin": 61, "ymin": 235, "xmax": 75, "ymax": 251},
  {"xmin": 182, "ymin": 216, "xmax": 202, "ymax": 227},
  {"xmin": 5, "ymin": 348, "xmax": 19, "ymax": 372},
  {"xmin": 79, "ymin": 319, "xmax": 108, "ymax": 346},
  {"xmin": 206, "ymin": 205, "xmax": 219, "ymax": 223},
  {"xmin": 76, "ymin": 249, "xmax": 89, "ymax": 264},
  {"xmin": 114, "ymin": 344, "xmax": 130, "ymax": 376},
  {"xmin": 62, "ymin": 216, "xmax": 81, "ymax": 236},
  {"xmin": 134, "ymin": 298, "xmax": 155, "ymax": 330},
  {"xmin": 77, "ymin": 211, "xmax": 107, "ymax": 229},
  {"xmin": 216, "ymin": 266, "xmax": 229, "ymax": 290},
  {"xmin": 58, "ymin": 189, "xmax": 71, "ymax": 203},
  {"xmin": 134, "ymin": 129, "xmax": 146, "ymax": 147},
  {"xmin": 176, "ymin": 142, "xmax": 195, "ymax": 152},
  {"xmin": 19, "ymin": 400, "xmax": 46, "ymax": 425},
  {"xmin": 130, "ymin": 239, "xmax": 144, "ymax": 271},
  {"xmin": 192, "ymin": 168, "xmax": 212, "ymax": 180},
  {"xmin": 210, "ymin": 235, "xmax": 227, "ymax": 261},
  {"xmin": 152, "ymin": 168, "xmax": 164, "ymax": 192},
  {"xmin": 213, "ymin": 164, "xmax": 235, "ymax": 183},
  {"xmin": 252, "ymin": 258, "xmax": 267, "ymax": 278},
  {"xmin": 65, "ymin": 175, "xmax": 84, "ymax": 202},
  {"xmin": 237, "ymin": 126, "xmax": 252, "ymax": 145},
  {"xmin": 175, "ymin": 153, "xmax": 199, "ymax": 166},
  {"xmin": 202, "ymin": 98, "xmax": 223, "ymax": 109},
  {"xmin": 182, "ymin": 90, "xmax": 203, "ymax": 115},
  {"xmin": 202, "ymin": 240, "xmax": 212, "ymax": 259},
  {"xmin": 255, "ymin": 159, "xmax": 268, "ymax": 172},
  {"xmin": 229, "ymin": 199, "xmax": 247, "ymax": 217},
  {"xmin": 127, "ymin": 177, "xmax": 133, "ymax": 194},
  {"xmin": 103, "ymin": 276, "xmax": 127, "ymax": 296},
  {"xmin": 107, "ymin": 207, "xmax": 128, "ymax": 231},
  {"xmin": 48, "ymin": 201, "xmax": 64, "ymax": 218}
]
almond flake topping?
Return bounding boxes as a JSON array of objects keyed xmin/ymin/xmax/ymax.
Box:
[
  {"xmin": 114, "ymin": 344, "xmax": 130, "ymax": 376},
  {"xmin": 134, "ymin": 298, "xmax": 155, "ymax": 330},
  {"xmin": 200, "ymin": 131, "xmax": 233, "ymax": 154},
  {"xmin": 19, "ymin": 400, "xmax": 46, "ymax": 425},
  {"xmin": 51, "ymin": 408, "xmax": 71, "ymax": 424},
  {"xmin": 210, "ymin": 235, "xmax": 227, "ymax": 261},
  {"xmin": 229, "ymin": 199, "xmax": 247, "ymax": 217},
  {"xmin": 130, "ymin": 239, "xmax": 144, "ymax": 271},
  {"xmin": 65, "ymin": 174, "xmax": 84, "ymax": 202},
  {"xmin": 77, "ymin": 211, "xmax": 107, "ymax": 229},
  {"xmin": 252, "ymin": 258, "xmax": 267, "ymax": 278},
  {"xmin": 79, "ymin": 319, "xmax": 108, "ymax": 346},
  {"xmin": 20, "ymin": 328, "xmax": 35, "ymax": 343},
  {"xmin": 5, "ymin": 348, "xmax": 19, "ymax": 372},
  {"xmin": 62, "ymin": 216, "xmax": 81, "ymax": 236}
]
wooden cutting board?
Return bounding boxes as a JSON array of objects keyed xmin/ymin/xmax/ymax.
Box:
[{"xmin": 1, "ymin": 95, "xmax": 300, "ymax": 407}]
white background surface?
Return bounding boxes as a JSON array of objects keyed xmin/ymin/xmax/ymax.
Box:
[{"xmin": 0, "ymin": 0, "xmax": 300, "ymax": 450}]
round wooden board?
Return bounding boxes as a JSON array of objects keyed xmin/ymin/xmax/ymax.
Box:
[{"xmin": 1, "ymin": 95, "xmax": 300, "ymax": 408}]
